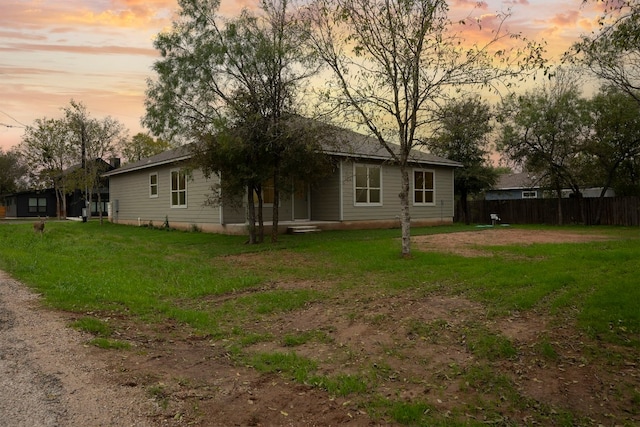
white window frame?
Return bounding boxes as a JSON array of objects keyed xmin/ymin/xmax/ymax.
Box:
[
  {"xmin": 413, "ymin": 169, "xmax": 436, "ymax": 206},
  {"xmin": 170, "ymin": 169, "xmax": 187, "ymax": 208},
  {"xmin": 354, "ymin": 163, "xmax": 382, "ymax": 206},
  {"xmin": 522, "ymin": 190, "xmax": 537, "ymax": 199},
  {"xmin": 149, "ymin": 173, "xmax": 159, "ymax": 198}
]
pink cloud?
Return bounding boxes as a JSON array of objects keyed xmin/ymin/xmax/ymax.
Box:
[{"xmin": 0, "ymin": 42, "xmax": 157, "ymax": 56}]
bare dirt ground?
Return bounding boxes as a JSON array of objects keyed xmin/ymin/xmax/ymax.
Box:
[{"xmin": 1, "ymin": 228, "xmax": 638, "ymax": 426}]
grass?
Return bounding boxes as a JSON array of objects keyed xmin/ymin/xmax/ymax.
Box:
[{"xmin": 0, "ymin": 220, "xmax": 639, "ymax": 425}]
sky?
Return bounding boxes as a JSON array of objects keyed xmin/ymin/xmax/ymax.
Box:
[{"xmin": 0, "ymin": 0, "xmax": 603, "ymax": 152}]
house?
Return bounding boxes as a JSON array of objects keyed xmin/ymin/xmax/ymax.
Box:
[
  {"xmin": 485, "ymin": 172, "xmax": 616, "ymax": 201},
  {"xmin": 1, "ymin": 158, "xmax": 115, "ymax": 219},
  {"xmin": 104, "ymin": 126, "xmax": 462, "ymax": 234},
  {"xmin": 485, "ymin": 172, "xmax": 542, "ymax": 200}
]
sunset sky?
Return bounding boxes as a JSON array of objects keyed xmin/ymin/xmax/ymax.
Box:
[{"xmin": 0, "ymin": 0, "xmax": 602, "ymax": 152}]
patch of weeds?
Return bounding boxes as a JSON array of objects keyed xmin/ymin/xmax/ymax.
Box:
[
  {"xmin": 70, "ymin": 316, "xmax": 112, "ymax": 337},
  {"xmin": 406, "ymin": 318, "xmax": 449, "ymax": 343},
  {"xmin": 247, "ymin": 351, "xmax": 317, "ymax": 383},
  {"xmin": 536, "ymin": 337, "xmax": 559, "ymax": 361},
  {"xmin": 147, "ymin": 383, "xmax": 170, "ymax": 409},
  {"xmin": 88, "ymin": 337, "xmax": 131, "ymax": 350},
  {"xmin": 368, "ymin": 313, "xmax": 387, "ymax": 325},
  {"xmin": 461, "ymin": 365, "xmax": 517, "ymax": 400},
  {"xmin": 368, "ymin": 397, "xmax": 435, "ymax": 425},
  {"xmin": 239, "ymin": 332, "xmax": 273, "ymax": 346},
  {"xmin": 463, "ymin": 324, "xmax": 517, "ymax": 361},
  {"xmin": 310, "ymin": 374, "xmax": 368, "ymax": 397},
  {"xmin": 189, "ymin": 223, "xmax": 202, "ymax": 233},
  {"xmin": 282, "ymin": 329, "xmax": 331, "ymax": 347}
]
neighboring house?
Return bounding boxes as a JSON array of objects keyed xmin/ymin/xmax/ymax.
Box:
[
  {"xmin": 485, "ymin": 172, "xmax": 615, "ymax": 201},
  {"xmin": 1, "ymin": 158, "xmax": 116, "ymax": 218},
  {"xmin": 104, "ymin": 127, "xmax": 462, "ymax": 234}
]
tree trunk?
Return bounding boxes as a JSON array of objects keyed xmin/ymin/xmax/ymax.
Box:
[
  {"xmin": 460, "ymin": 188, "xmax": 470, "ymax": 225},
  {"xmin": 555, "ymin": 187, "xmax": 563, "ymax": 225},
  {"xmin": 256, "ymin": 184, "xmax": 264, "ymax": 244},
  {"xmin": 271, "ymin": 170, "xmax": 280, "ymax": 243},
  {"xmin": 246, "ymin": 185, "xmax": 257, "ymax": 244},
  {"xmin": 399, "ymin": 165, "xmax": 411, "ymax": 257}
]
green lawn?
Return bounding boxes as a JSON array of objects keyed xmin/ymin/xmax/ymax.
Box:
[{"xmin": 1, "ymin": 220, "xmax": 638, "ymax": 425}]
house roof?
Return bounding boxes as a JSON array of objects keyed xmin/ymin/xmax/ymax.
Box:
[
  {"xmin": 103, "ymin": 145, "xmax": 193, "ymax": 177},
  {"xmin": 494, "ymin": 172, "xmax": 541, "ymax": 190},
  {"xmin": 104, "ymin": 124, "xmax": 461, "ymax": 177}
]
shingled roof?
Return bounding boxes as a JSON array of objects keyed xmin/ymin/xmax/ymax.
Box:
[
  {"xmin": 494, "ymin": 172, "xmax": 542, "ymax": 190},
  {"xmin": 104, "ymin": 123, "xmax": 460, "ymax": 177}
]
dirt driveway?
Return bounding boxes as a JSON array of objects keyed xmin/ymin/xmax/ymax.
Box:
[
  {"xmin": 0, "ymin": 271, "xmax": 153, "ymax": 426},
  {"xmin": 1, "ymin": 228, "xmax": 637, "ymax": 426}
]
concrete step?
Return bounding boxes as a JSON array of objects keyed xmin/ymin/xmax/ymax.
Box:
[{"xmin": 287, "ymin": 225, "xmax": 321, "ymax": 234}]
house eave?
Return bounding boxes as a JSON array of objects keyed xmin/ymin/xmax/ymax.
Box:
[{"xmin": 103, "ymin": 155, "xmax": 193, "ymax": 177}]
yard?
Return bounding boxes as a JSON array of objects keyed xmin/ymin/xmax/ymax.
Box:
[{"xmin": 0, "ymin": 221, "xmax": 638, "ymax": 426}]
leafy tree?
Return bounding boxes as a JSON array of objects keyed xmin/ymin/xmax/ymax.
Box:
[
  {"xmin": 583, "ymin": 86, "xmax": 640, "ymax": 223},
  {"xmin": 426, "ymin": 96, "xmax": 498, "ymax": 225},
  {"xmin": 304, "ymin": 0, "xmax": 546, "ymax": 256},
  {"xmin": 119, "ymin": 133, "xmax": 171, "ymax": 164},
  {"xmin": 19, "ymin": 118, "xmax": 75, "ymax": 218},
  {"xmin": 0, "ymin": 148, "xmax": 28, "ymax": 194},
  {"xmin": 144, "ymin": 0, "xmax": 323, "ymax": 244},
  {"xmin": 569, "ymin": 1, "xmax": 640, "ymax": 104},
  {"xmin": 63, "ymin": 100, "xmax": 127, "ymax": 222},
  {"xmin": 497, "ymin": 74, "xmax": 591, "ymax": 224}
]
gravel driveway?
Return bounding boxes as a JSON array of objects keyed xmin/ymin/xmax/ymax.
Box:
[{"xmin": 0, "ymin": 271, "xmax": 154, "ymax": 427}]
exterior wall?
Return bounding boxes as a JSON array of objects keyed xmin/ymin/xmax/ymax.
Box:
[
  {"xmin": 109, "ymin": 164, "xmax": 221, "ymax": 228},
  {"xmin": 108, "ymin": 157, "xmax": 457, "ymax": 233},
  {"xmin": 221, "ymin": 190, "xmax": 296, "ymax": 224},
  {"xmin": 5, "ymin": 191, "xmax": 58, "ymax": 218},
  {"xmin": 310, "ymin": 164, "xmax": 342, "ymax": 221},
  {"xmin": 339, "ymin": 160, "xmax": 456, "ymax": 222}
]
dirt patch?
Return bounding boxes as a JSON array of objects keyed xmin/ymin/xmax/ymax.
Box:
[
  {"xmin": 413, "ymin": 227, "xmax": 612, "ymax": 257},
  {"xmin": 1, "ymin": 228, "xmax": 638, "ymax": 426}
]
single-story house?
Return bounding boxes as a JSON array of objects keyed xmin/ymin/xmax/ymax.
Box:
[
  {"xmin": 485, "ymin": 172, "xmax": 615, "ymax": 201},
  {"xmin": 104, "ymin": 126, "xmax": 462, "ymax": 234}
]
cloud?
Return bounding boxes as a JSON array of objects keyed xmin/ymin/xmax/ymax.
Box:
[
  {"xmin": 0, "ymin": 42, "xmax": 157, "ymax": 57},
  {"xmin": 549, "ymin": 10, "xmax": 580, "ymax": 27}
]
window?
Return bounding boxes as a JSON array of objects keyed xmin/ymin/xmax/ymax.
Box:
[
  {"xmin": 414, "ymin": 170, "xmax": 435, "ymax": 205},
  {"xmin": 354, "ymin": 164, "xmax": 382, "ymax": 205},
  {"xmin": 252, "ymin": 178, "xmax": 276, "ymax": 205},
  {"xmin": 170, "ymin": 169, "xmax": 187, "ymax": 208},
  {"xmin": 149, "ymin": 173, "xmax": 158, "ymax": 198},
  {"xmin": 28, "ymin": 197, "xmax": 47, "ymax": 214},
  {"xmin": 91, "ymin": 201, "xmax": 108, "ymax": 215},
  {"xmin": 522, "ymin": 190, "xmax": 537, "ymax": 199}
]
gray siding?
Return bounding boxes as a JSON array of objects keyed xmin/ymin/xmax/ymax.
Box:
[
  {"xmin": 310, "ymin": 164, "xmax": 342, "ymax": 221},
  {"xmin": 340, "ymin": 160, "xmax": 455, "ymax": 221},
  {"xmin": 109, "ymin": 164, "xmax": 221, "ymax": 226},
  {"xmin": 221, "ymin": 190, "xmax": 296, "ymax": 224}
]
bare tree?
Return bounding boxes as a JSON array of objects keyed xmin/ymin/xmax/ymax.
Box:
[
  {"xmin": 304, "ymin": 0, "xmax": 546, "ymax": 256},
  {"xmin": 19, "ymin": 118, "xmax": 75, "ymax": 218}
]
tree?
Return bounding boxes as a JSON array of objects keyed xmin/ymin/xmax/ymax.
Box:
[
  {"xmin": 63, "ymin": 100, "xmax": 126, "ymax": 222},
  {"xmin": 583, "ymin": 86, "xmax": 640, "ymax": 223},
  {"xmin": 304, "ymin": 0, "xmax": 546, "ymax": 256},
  {"xmin": 19, "ymin": 118, "xmax": 75, "ymax": 218},
  {"xmin": 144, "ymin": 0, "xmax": 323, "ymax": 244},
  {"xmin": 497, "ymin": 74, "xmax": 591, "ymax": 224},
  {"xmin": 569, "ymin": 1, "xmax": 640, "ymax": 104},
  {"xmin": 119, "ymin": 133, "xmax": 171, "ymax": 164},
  {"xmin": 425, "ymin": 96, "xmax": 497, "ymax": 225},
  {"xmin": 0, "ymin": 148, "xmax": 28, "ymax": 194}
]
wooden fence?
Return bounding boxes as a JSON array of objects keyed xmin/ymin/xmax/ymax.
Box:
[{"xmin": 456, "ymin": 197, "xmax": 640, "ymax": 226}]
